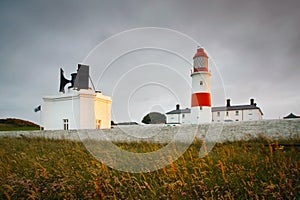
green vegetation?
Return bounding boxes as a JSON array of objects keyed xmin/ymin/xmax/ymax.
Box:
[
  {"xmin": 0, "ymin": 118, "xmax": 40, "ymax": 131},
  {"xmin": 0, "ymin": 137, "xmax": 299, "ymax": 199}
]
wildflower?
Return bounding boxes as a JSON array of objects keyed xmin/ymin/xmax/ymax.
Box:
[{"xmin": 42, "ymin": 188, "xmax": 47, "ymax": 194}]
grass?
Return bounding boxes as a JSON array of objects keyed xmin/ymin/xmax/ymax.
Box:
[
  {"xmin": 0, "ymin": 118, "xmax": 40, "ymax": 131},
  {"xmin": 0, "ymin": 136, "xmax": 299, "ymax": 199},
  {"xmin": 0, "ymin": 125, "xmax": 40, "ymax": 131}
]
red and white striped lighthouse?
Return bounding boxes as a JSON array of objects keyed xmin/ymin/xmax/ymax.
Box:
[{"xmin": 190, "ymin": 47, "xmax": 212, "ymax": 124}]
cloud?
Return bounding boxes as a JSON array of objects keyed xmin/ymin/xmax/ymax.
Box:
[{"xmin": 0, "ymin": 0, "xmax": 300, "ymax": 123}]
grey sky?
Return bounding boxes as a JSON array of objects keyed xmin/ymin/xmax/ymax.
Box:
[{"xmin": 0, "ymin": 0, "xmax": 299, "ymax": 124}]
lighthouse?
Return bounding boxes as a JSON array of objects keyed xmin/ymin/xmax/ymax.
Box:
[{"xmin": 190, "ymin": 47, "xmax": 212, "ymax": 124}]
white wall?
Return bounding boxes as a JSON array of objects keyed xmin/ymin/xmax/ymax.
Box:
[
  {"xmin": 212, "ymin": 110, "xmax": 225, "ymax": 122},
  {"xmin": 4, "ymin": 119, "xmax": 299, "ymax": 143},
  {"xmin": 212, "ymin": 109, "xmax": 262, "ymax": 122},
  {"xmin": 181, "ymin": 113, "xmax": 191, "ymax": 124},
  {"xmin": 190, "ymin": 107, "xmax": 212, "ymax": 124},
  {"xmin": 42, "ymin": 91, "xmax": 80, "ymax": 130},
  {"xmin": 166, "ymin": 114, "xmax": 181, "ymax": 124},
  {"xmin": 242, "ymin": 109, "xmax": 262, "ymax": 121},
  {"xmin": 79, "ymin": 90, "xmax": 96, "ymax": 129},
  {"xmin": 94, "ymin": 93, "xmax": 112, "ymax": 129},
  {"xmin": 42, "ymin": 90, "xmax": 112, "ymax": 130},
  {"xmin": 191, "ymin": 72, "xmax": 211, "ymax": 93},
  {"xmin": 166, "ymin": 113, "xmax": 191, "ymax": 124}
]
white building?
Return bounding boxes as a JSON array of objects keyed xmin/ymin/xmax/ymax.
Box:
[
  {"xmin": 41, "ymin": 64, "xmax": 112, "ymax": 130},
  {"xmin": 166, "ymin": 98, "xmax": 263, "ymax": 124},
  {"xmin": 212, "ymin": 99, "xmax": 263, "ymax": 122},
  {"xmin": 165, "ymin": 47, "xmax": 263, "ymax": 124},
  {"xmin": 165, "ymin": 104, "xmax": 191, "ymax": 124}
]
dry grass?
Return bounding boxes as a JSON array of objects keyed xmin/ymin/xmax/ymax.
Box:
[{"xmin": 0, "ymin": 136, "xmax": 299, "ymax": 199}]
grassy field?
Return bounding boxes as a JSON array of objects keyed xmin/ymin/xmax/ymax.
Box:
[
  {"xmin": 0, "ymin": 136, "xmax": 299, "ymax": 199},
  {"xmin": 0, "ymin": 125, "xmax": 40, "ymax": 131},
  {"xmin": 0, "ymin": 118, "xmax": 40, "ymax": 131}
]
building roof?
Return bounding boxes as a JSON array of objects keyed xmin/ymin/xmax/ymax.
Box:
[
  {"xmin": 212, "ymin": 105, "xmax": 263, "ymax": 115},
  {"xmin": 166, "ymin": 108, "xmax": 191, "ymax": 115},
  {"xmin": 212, "ymin": 105, "xmax": 257, "ymax": 111},
  {"xmin": 193, "ymin": 47, "xmax": 209, "ymax": 59},
  {"xmin": 283, "ymin": 113, "xmax": 300, "ymax": 119}
]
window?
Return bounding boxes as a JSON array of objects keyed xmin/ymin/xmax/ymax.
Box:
[
  {"xmin": 63, "ymin": 119, "xmax": 69, "ymax": 130},
  {"xmin": 200, "ymin": 106, "xmax": 203, "ymax": 110},
  {"xmin": 182, "ymin": 114, "xmax": 185, "ymax": 118},
  {"xmin": 200, "ymin": 81, "xmax": 203, "ymax": 85},
  {"xmin": 96, "ymin": 119, "xmax": 101, "ymax": 129},
  {"xmin": 217, "ymin": 112, "xmax": 220, "ymax": 117},
  {"xmin": 235, "ymin": 111, "xmax": 239, "ymax": 116},
  {"xmin": 226, "ymin": 111, "xmax": 229, "ymax": 116},
  {"xmin": 235, "ymin": 119, "xmax": 239, "ymax": 121}
]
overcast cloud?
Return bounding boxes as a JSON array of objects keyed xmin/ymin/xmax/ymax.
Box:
[{"xmin": 0, "ymin": 0, "xmax": 300, "ymax": 124}]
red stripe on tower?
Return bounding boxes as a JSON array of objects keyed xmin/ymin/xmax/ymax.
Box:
[{"xmin": 191, "ymin": 93, "xmax": 212, "ymax": 107}]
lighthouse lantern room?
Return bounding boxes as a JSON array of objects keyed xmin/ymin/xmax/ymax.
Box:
[{"xmin": 190, "ymin": 47, "xmax": 212, "ymax": 124}]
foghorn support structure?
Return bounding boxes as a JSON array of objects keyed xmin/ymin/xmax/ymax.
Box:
[{"xmin": 42, "ymin": 65, "xmax": 112, "ymax": 130}]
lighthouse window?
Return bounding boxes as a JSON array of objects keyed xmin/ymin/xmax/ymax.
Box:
[
  {"xmin": 217, "ymin": 112, "xmax": 220, "ymax": 117},
  {"xmin": 200, "ymin": 106, "xmax": 203, "ymax": 110},
  {"xmin": 63, "ymin": 119, "xmax": 69, "ymax": 130},
  {"xmin": 200, "ymin": 81, "xmax": 203, "ymax": 85}
]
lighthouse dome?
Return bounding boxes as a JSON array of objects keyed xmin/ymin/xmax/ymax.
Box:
[{"xmin": 193, "ymin": 47, "xmax": 209, "ymax": 59}]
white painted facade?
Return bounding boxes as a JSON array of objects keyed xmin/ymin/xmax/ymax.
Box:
[
  {"xmin": 94, "ymin": 93, "xmax": 112, "ymax": 129},
  {"xmin": 166, "ymin": 99, "xmax": 263, "ymax": 124},
  {"xmin": 190, "ymin": 102, "xmax": 212, "ymax": 124},
  {"xmin": 166, "ymin": 112, "xmax": 191, "ymax": 124},
  {"xmin": 166, "ymin": 113, "xmax": 181, "ymax": 124},
  {"xmin": 212, "ymin": 108, "xmax": 263, "ymax": 122},
  {"xmin": 211, "ymin": 99, "xmax": 263, "ymax": 122},
  {"xmin": 42, "ymin": 89, "xmax": 112, "ymax": 130}
]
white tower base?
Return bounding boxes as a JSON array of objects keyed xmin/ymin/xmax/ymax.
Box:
[{"xmin": 190, "ymin": 106, "xmax": 212, "ymax": 124}]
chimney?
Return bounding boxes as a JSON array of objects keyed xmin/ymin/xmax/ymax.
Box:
[
  {"xmin": 250, "ymin": 98, "xmax": 254, "ymax": 105},
  {"xmin": 176, "ymin": 104, "xmax": 180, "ymax": 110},
  {"xmin": 226, "ymin": 99, "xmax": 231, "ymax": 107}
]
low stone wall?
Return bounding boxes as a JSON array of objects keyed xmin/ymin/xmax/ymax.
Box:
[
  {"xmin": 217, "ymin": 119, "xmax": 300, "ymax": 141},
  {"xmin": 0, "ymin": 119, "xmax": 299, "ymax": 143}
]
